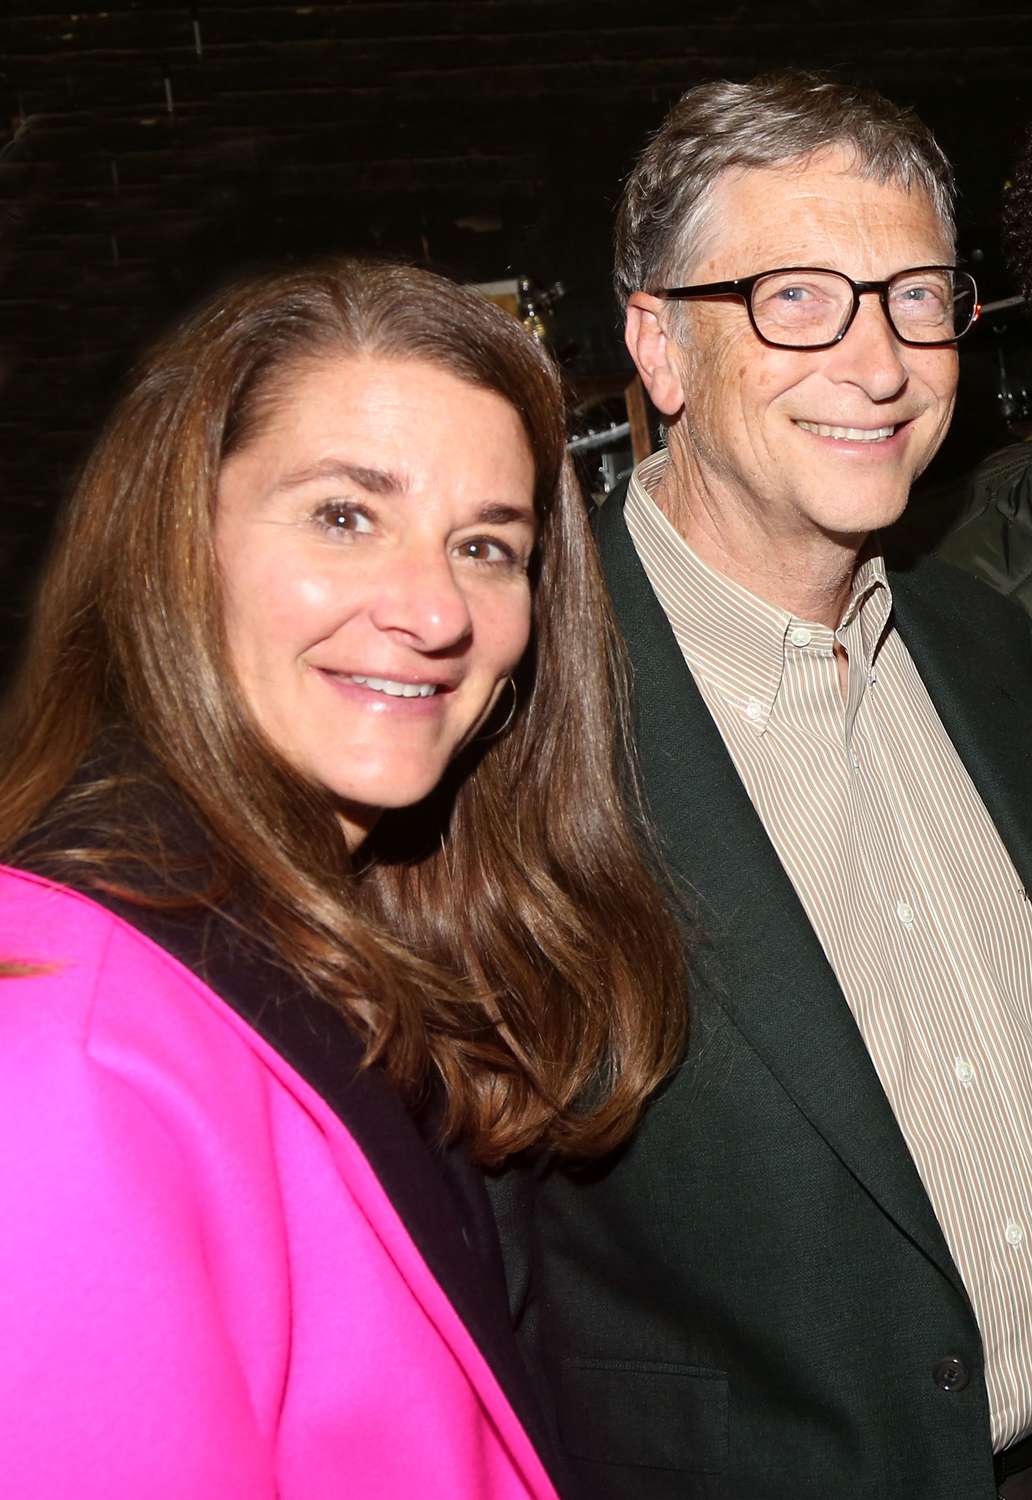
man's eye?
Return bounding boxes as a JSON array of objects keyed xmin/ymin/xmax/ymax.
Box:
[{"xmin": 898, "ymin": 285, "xmax": 942, "ymax": 304}]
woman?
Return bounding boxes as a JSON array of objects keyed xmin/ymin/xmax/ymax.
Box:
[{"xmin": 0, "ymin": 259, "xmax": 688, "ymax": 1497}]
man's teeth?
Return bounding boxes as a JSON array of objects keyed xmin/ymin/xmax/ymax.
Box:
[
  {"xmin": 348, "ymin": 675, "xmax": 437, "ymax": 698},
  {"xmin": 797, "ymin": 421, "xmax": 896, "ymax": 442}
]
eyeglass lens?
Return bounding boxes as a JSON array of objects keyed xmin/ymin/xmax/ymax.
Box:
[{"xmin": 750, "ymin": 269, "xmax": 977, "ymax": 347}]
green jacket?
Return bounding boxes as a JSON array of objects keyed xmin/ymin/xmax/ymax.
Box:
[
  {"xmin": 893, "ymin": 442, "xmax": 1032, "ymax": 615},
  {"xmin": 490, "ymin": 486, "xmax": 1032, "ymax": 1499}
]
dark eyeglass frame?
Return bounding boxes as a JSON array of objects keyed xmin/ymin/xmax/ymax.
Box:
[{"xmin": 648, "ymin": 265, "xmax": 981, "ymax": 350}]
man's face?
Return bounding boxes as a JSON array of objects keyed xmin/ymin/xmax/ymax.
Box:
[{"xmin": 661, "ymin": 149, "xmax": 959, "ymax": 545}]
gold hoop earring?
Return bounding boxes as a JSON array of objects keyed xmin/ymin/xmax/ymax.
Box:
[{"xmin": 476, "ymin": 676, "xmax": 518, "ymax": 741}]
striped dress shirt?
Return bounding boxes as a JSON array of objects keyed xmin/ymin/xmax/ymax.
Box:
[{"xmin": 625, "ymin": 450, "xmax": 1032, "ymax": 1450}]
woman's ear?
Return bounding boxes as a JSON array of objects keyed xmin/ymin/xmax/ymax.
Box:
[{"xmin": 624, "ymin": 293, "xmax": 686, "ymax": 418}]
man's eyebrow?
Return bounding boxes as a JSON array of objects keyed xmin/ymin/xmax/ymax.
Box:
[{"xmin": 276, "ymin": 459, "xmax": 407, "ymax": 495}]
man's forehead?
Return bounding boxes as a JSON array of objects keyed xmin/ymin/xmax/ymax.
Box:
[
  {"xmin": 688, "ymin": 150, "xmax": 949, "ymax": 277},
  {"xmin": 713, "ymin": 147, "xmax": 906, "ymax": 202}
]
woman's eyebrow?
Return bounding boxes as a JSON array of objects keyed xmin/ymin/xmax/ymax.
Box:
[
  {"xmin": 276, "ymin": 459, "xmax": 407, "ymax": 495},
  {"xmin": 476, "ymin": 502, "xmax": 535, "ymax": 527},
  {"xmin": 272, "ymin": 463, "xmax": 533, "ymax": 527}
]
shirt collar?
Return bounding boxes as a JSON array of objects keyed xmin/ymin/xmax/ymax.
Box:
[{"xmin": 623, "ymin": 451, "xmax": 893, "ymax": 733}]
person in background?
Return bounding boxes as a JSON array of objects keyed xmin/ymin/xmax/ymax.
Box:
[
  {"xmin": 0, "ymin": 257, "xmax": 688, "ymax": 1498},
  {"xmin": 490, "ymin": 72, "xmax": 1032, "ymax": 1499},
  {"xmin": 1008, "ymin": 123, "xmax": 1032, "ymax": 306},
  {"xmin": 890, "ymin": 122, "xmax": 1032, "ymax": 610}
]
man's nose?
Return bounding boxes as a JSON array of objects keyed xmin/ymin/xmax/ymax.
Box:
[
  {"xmin": 828, "ymin": 292, "xmax": 909, "ymax": 402},
  {"xmin": 368, "ymin": 550, "xmax": 474, "ymax": 652}
]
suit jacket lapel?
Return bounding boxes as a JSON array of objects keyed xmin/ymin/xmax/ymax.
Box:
[{"xmin": 595, "ymin": 492, "xmax": 965, "ymax": 1292}]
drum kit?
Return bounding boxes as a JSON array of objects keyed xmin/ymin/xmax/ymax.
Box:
[
  {"xmin": 469, "ymin": 273, "xmax": 653, "ymax": 502},
  {"xmin": 980, "ymin": 293, "xmax": 1032, "ymax": 431}
]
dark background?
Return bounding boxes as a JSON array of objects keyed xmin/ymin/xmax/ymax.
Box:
[{"xmin": 3, "ymin": 0, "xmax": 1032, "ymax": 674}]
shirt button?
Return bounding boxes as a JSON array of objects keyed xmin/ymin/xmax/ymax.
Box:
[
  {"xmin": 954, "ymin": 1058, "xmax": 975, "ymax": 1086},
  {"xmin": 931, "ymin": 1355, "xmax": 970, "ymax": 1392},
  {"xmin": 789, "ymin": 626, "xmax": 812, "ymax": 647},
  {"xmin": 1006, "ymin": 1221, "xmax": 1024, "ymax": 1248},
  {"xmin": 895, "ymin": 900, "xmax": 915, "ymax": 927},
  {"xmin": 745, "ymin": 698, "xmax": 763, "ymax": 722}
]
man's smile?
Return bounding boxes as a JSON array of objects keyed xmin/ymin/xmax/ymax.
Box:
[{"xmin": 794, "ymin": 420, "xmax": 900, "ymax": 443}]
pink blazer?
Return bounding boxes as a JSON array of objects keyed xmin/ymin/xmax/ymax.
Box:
[{"xmin": 0, "ymin": 865, "xmax": 560, "ymax": 1498}]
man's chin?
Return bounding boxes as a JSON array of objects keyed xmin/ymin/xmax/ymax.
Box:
[{"xmin": 809, "ymin": 487, "xmax": 913, "ymax": 542}]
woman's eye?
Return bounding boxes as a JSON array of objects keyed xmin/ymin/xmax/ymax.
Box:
[
  {"xmin": 312, "ymin": 502, "xmax": 374, "ymax": 536},
  {"xmin": 456, "ymin": 536, "xmax": 517, "ymax": 565}
]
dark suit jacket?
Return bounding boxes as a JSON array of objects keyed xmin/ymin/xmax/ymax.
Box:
[{"xmin": 490, "ymin": 486, "xmax": 1032, "ymax": 1499}]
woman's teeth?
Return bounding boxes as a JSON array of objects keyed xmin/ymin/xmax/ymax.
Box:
[
  {"xmin": 348, "ymin": 674, "xmax": 438, "ymax": 698},
  {"xmin": 796, "ymin": 421, "xmax": 896, "ymax": 442}
]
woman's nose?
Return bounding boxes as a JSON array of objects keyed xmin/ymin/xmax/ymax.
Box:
[{"xmin": 367, "ymin": 551, "xmax": 474, "ymax": 652}]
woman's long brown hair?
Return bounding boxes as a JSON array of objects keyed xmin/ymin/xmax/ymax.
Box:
[{"xmin": 0, "ymin": 258, "xmax": 689, "ymax": 1165}]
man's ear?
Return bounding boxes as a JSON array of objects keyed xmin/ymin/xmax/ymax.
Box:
[{"xmin": 625, "ymin": 293, "xmax": 686, "ymax": 418}]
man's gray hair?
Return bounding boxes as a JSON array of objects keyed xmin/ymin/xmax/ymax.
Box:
[{"xmin": 614, "ymin": 70, "xmax": 956, "ymax": 309}]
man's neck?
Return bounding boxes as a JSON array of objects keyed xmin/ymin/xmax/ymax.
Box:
[{"xmin": 652, "ymin": 457, "xmax": 864, "ymax": 630}]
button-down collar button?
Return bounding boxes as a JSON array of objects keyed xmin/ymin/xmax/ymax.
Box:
[
  {"xmin": 932, "ymin": 1355, "xmax": 970, "ymax": 1392},
  {"xmin": 745, "ymin": 698, "xmax": 763, "ymax": 722},
  {"xmin": 955, "ymin": 1058, "xmax": 975, "ymax": 1086},
  {"xmin": 1006, "ymin": 1221, "xmax": 1024, "ymax": 1248},
  {"xmin": 789, "ymin": 626, "xmax": 812, "ymax": 647},
  {"xmin": 896, "ymin": 900, "xmax": 915, "ymax": 927}
]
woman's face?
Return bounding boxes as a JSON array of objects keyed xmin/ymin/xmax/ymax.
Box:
[{"xmin": 215, "ymin": 353, "xmax": 538, "ymax": 847}]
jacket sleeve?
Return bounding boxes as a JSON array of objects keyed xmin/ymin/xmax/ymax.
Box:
[{"xmin": 0, "ymin": 961, "xmax": 278, "ymax": 1498}]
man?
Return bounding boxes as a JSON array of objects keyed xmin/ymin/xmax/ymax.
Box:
[{"xmin": 490, "ymin": 73, "xmax": 1032, "ymax": 1499}]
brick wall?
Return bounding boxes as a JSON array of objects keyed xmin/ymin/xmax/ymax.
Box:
[{"xmin": 3, "ymin": 0, "xmax": 1032, "ymax": 671}]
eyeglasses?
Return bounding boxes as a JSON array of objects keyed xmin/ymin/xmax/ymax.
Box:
[{"xmin": 649, "ymin": 266, "xmax": 980, "ymax": 350}]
